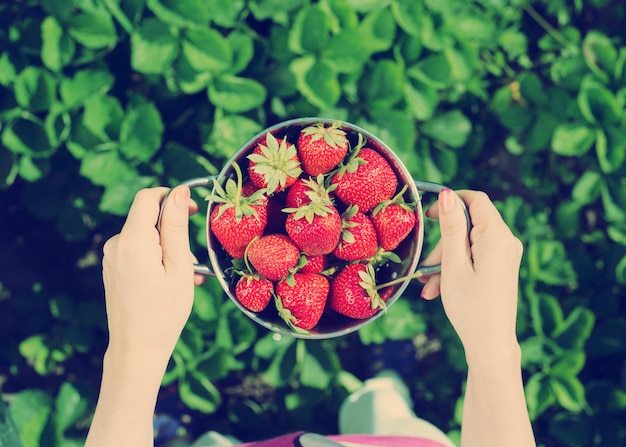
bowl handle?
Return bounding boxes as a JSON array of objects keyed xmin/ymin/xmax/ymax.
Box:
[
  {"xmin": 413, "ymin": 180, "xmax": 471, "ymax": 277},
  {"xmin": 158, "ymin": 177, "xmax": 217, "ymax": 276}
]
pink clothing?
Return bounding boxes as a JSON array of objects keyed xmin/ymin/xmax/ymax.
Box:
[{"xmin": 239, "ymin": 431, "xmax": 450, "ymax": 447}]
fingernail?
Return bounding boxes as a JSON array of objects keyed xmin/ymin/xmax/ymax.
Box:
[
  {"xmin": 440, "ymin": 188, "xmax": 455, "ymax": 212},
  {"xmin": 174, "ymin": 186, "xmax": 190, "ymax": 208},
  {"xmin": 420, "ymin": 286, "xmax": 429, "ymax": 299}
]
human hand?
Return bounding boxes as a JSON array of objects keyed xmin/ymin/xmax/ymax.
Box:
[
  {"xmin": 419, "ymin": 189, "xmax": 523, "ymax": 364},
  {"xmin": 102, "ymin": 186, "xmax": 204, "ymax": 368}
]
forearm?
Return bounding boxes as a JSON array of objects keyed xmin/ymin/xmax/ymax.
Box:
[
  {"xmin": 460, "ymin": 344, "xmax": 536, "ymax": 447},
  {"xmin": 85, "ymin": 350, "xmax": 168, "ymax": 447}
]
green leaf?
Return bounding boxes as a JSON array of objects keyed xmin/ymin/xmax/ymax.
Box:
[
  {"xmin": 131, "ymin": 18, "xmax": 180, "ymax": 74},
  {"xmin": 358, "ymin": 299, "xmax": 426, "ymax": 344},
  {"xmin": 226, "ymin": 31, "xmax": 254, "ymax": 75},
  {"xmin": 551, "ymin": 122, "xmax": 595, "ymax": 156},
  {"xmin": 182, "ymin": 29, "xmax": 233, "ymax": 73},
  {"xmin": 205, "ymin": 0, "xmax": 246, "ymax": 27},
  {"xmin": 162, "ymin": 142, "xmax": 218, "ymax": 183},
  {"xmin": 79, "ymin": 150, "xmax": 138, "ymax": 187},
  {"xmin": 404, "ymin": 79, "xmax": 438, "ymax": 121},
  {"xmin": 446, "ymin": 12, "xmax": 496, "ymax": 45},
  {"xmin": 526, "ymin": 239, "xmax": 577, "ymax": 286},
  {"xmin": 525, "ymin": 372, "xmax": 555, "ymax": 420},
  {"xmin": 18, "ymin": 157, "xmax": 49, "ymax": 182},
  {"xmin": 18, "ymin": 335, "xmax": 52, "ymax": 376},
  {"xmin": 359, "ymin": 7, "xmax": 396, "ymax": 53},
  {"xmin": 99, "ymin": 176, "xmax": 156, "ymax": 215},
  {"xmin": 59, "ymin": 69, "xmax": 115, "ymax": 109},
  {"xmin": 550, "ymin": 375, "xmax": 587, "ymax": 412},
  {"xmin": 248, "ymin": 0, "xmax": 305, "ymax": 22},
  {"xmin": 13, "ymin": 67, "xmax": 56, "ymax": 112},
  {"xmin": 421, "ymin": 110, "xmax": 471, "ymax": 148},
  {"xmin": 119, "ymin": 101, "xmax": 164, "ymax": 162},
  {"xmin": 408, "ymin": 54, "xmax": 451, "ymax": 89},
  {"xmin": 577, "ymin": 75, "xmax": 621, "ymax": 124},
  {"xmin": 54, "ymin": 382, "xmax": 88, "ymax": 436},
  {"xmin": 288, "ymin": 5, "xmax": 329, "ymax": 54},
  {"xmin": 595, "ymin": 125, "xmax": 626, "ymax": 174},
  {"xmin": 553, "ymin": 307, "xmax": 595, "ymax": 350},
  {"xmin": 1, "ymin": 117, "xmax": 54, "ymax": 158},
  {"xmin": 572, "ymin": 170, "xmax": 602, "ymax": 204},
  {"xmin": 178, "ymin": 371, "xmax": 221, "ymax": 413},
  {"xmin": 8, "ymin": 390, "xmax": 52, "ymax": 447},
  {"xmin": 41, "ymin": 16, "xmax": 75, "ymax": 72},
  {"xmin": 390, "ymin": 0, "xmax": 423, "ymax": 37},
  {"xmin": 263, "ymin": 341, "xmax": 298, "ymax": 387},
  {"xmin": 290, "ymin": 56, "xmax": 340, "ymax": 109},
  {"xmin": 146, "ymin": 0, "xmax": 210, "ymax": 26},
  {"xmin": 208, "ymin": 75, "xmax": 267, "ymax": 112},
  {"xmin": 0, "ymin": 396, "xmax": 23, "ymax": 447},
  {"xmin": 360, "ymin": 59, "xmax": 404, "ymax": 109},
  {"xmin": 551, "ymin": 350, "xmax": 586, "ymax": 378},
  {"xmin": 299, "ymin": 343, "xmax": 335, "ymax": 389},
  {"xmin": 582, "ymin": 31, "xmax": 617, "ymax": 83},
  {"xmin": 0, "ymin": 146, "xmax": 19, "ymax": 188},
  {"xmin": 0, "ymin": 52, "xmax": 17, "ymax": 86},
  {"xmin": 322, "ymin": 31, "xmax": 370, "ymax": 74},
  {"xmin": 82, "ymin": 95, "xmax": 124, "ymax": 141},
  {"xmin": 68, "ymin": 10, "xmax": 117, "ymax": 49},
  {"xmin": 204, "ymin": 114, "xmax": 263, "ymax": 159},
  {"xmin": 528, "ymin": 292, "xmax": 564, "ymax": 337}
]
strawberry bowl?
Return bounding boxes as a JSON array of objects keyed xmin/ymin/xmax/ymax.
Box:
[{"xmin": 161, "ymin": 117, "xmax": 469, "ymax": 339}]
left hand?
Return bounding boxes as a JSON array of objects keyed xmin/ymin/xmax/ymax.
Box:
[{"xmin": 102, "ymin": 186, "xmax": 204, "ymax": 366}]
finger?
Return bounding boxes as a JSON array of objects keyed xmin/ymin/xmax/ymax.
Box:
[
  {"xmin": 189, "ymin": 199, "xmax": 200, "ymax": 217},
  {"xmin": 438, "ymin": 189, "xmax": 473, "ymax": 274},
  {"xmin": 160, "ymin": 185, "xmax": 193, "ymax": 273},
  {"xmin": 121, "ymin": 187, "xmax": 170, "ymax": 236},
  {"xmin": 420, "ymin": 275, "xmax": 441, "ymax": 300},
  {"xmin": 194, "ymin": 274, "xmax": 206, "ymax": 286}
]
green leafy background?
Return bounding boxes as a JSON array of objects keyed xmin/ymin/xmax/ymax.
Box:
[{"xmin": 1, "ymin": 0, "xmax": 625, "ymax": 446}]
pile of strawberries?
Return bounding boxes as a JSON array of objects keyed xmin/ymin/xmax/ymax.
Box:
[{"xmin": 206, "ymin": 121, "xmax": 419, "ymax": 334}]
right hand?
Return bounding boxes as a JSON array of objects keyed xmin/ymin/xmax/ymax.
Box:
[{"xmin": 419, "ymin": 189, "xmax": 524, "ymax": 363}]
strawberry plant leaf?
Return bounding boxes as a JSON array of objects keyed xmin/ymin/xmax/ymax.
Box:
[
  {"xmin": 582, "ymin": 31, "xmax": 617, "ymax": 83},
  {"xmin": 146, "ymin": 0, "xmax": 211, "ymax": 27},
  {"xmin": 551, "ymin": 122, "xmax": 595, "ymax": 156},
  {"xmin": 1, "ymin": 117, "xmax": 54, "ymax": 158},
  {"xmin": 421, "ymin": 110, "xmax": 472, "ymax": 148},
  {"xmin": 59, "ymin": 68, "xmax": 115, "ymax": 110},
  {"xmin": 208, "ymin": 75, "xmax": 267, "ymax": 112},
  {"xmin": 68, "ymin": 10, "xmax": 117, "ymax": 49},
  {"xmin": 550, "ymin": 375, "xmax": 587, "ymax": 412},
  {"xmin": 290, "ymin": 55, "xmax": 341, "ymax": 110},
  {"xmin": 178, "ymin": 371, "xmax": 222, "ymax": 413},
  {"xmin": 131, "ymin": 18, "xmax": 180, "ymax": 74},
  {"xmin": 13, "ymin": 67, "xmax": 56, "ymax": 112},
  {"xmin": 41, "ymin": 16, "xmax": 75, "ymax": 72},
  {"xmin": 288, "ymin": 5, "xmax": 330, "ymax": 54},
  {"xmin": 182, "ymin": 29, "xmax": 233, "ymax": 73},
  {"xmin": 119, "ymin": 101, "xmax": 164, "ymax": 162}
]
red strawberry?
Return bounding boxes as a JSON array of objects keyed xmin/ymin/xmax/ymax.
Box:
[
  {"xmin": 275, "ymin": 273, "xmax": 330, "ymax": 331},
  {"xmin": 284, "ymin": 204, "xmax": 341, "ymax": 256},
  {"xmin": 331, "ymin": 147, "xmax": 398, "ymax": 213},
  {"xmin": 207, "ymin": 163, "xmax": 268, "ymax": 259},
  {"xmin": 246, "ymin": 234, "xmax": 300, "ymax": 281},
  {"xmin": 283, "ymin": 178, "xmax": 342, "ymax": 256},
  {"xmin": 332, "ymin": 206, "xmax": 378, "ymax": 261},
  {"xmin": 297, "ymin": 121, "xmax": 349, "ymax": 176},
  {"xmin": 285, "ymin": 176, "xmax": 335, "ymax": 209},
  {"xmin": 329, "ymin": 263, "xmax": 386, "ymax": 319},
  {"xmin": 371, "ymin": 186, "xmax": 417, "ymax": 251},
  {"xmin": 235, "ymin": 273, "xmax": 273, "ymax": 312},
  {"xmin": 299, "ymin": 254, "xmax": 327, "ymax": 274},
  {"xmin": 247, "ymin": 132, "xmax": 302, "ymax": 194}
]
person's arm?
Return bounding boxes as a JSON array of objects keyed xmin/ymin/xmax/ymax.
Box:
[
  {"xmin": 86, "ymin": 186, "xmax": 202, "ymax": 447},
  {"xmin": 420, "ymin": 189, "xmax": 536, "ymax": 447}
]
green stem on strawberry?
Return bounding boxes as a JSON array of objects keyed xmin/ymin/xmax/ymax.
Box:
[
  {"xmin": 242, "ymin": 236, "xmax": 259, "ymax": 275},
  {"xmin": 374, "ymin": 270, "xmax": 426, "ymax": 290}
]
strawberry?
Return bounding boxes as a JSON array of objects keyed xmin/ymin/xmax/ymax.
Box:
[
  {"xmin": 285, "ymin": 175, "xmax": 335, "ymax": 209},
  {"xmin": 284, "ymin": 201, "xmax": 341, "ymax": 256},
  {"xmin": 207, "ymin": 163, "xmax": 268, "ymax": 259},
  {"xmin": 297, "ymin": 121, "xmax": 349, "ymax": 176},
  {"xmin": 331, "ymin": 147, "xmax": 398, "ymax": 213},
  {"xmin": 247, "ymin": 132, "xmax": 302, "ymax": 195},
  {"xmin": 332, "ymin": 205, "xmax": 378, "ymax": 261},
  {"xmin": 299, "ymin": 254, "xmax": 328, "ymax": 274},
  {"xmin": 246, "ymin": 234, "xmax": 300, "ymax": 281},
  {"xmin": 371, "ymin": 186, "xmax": 417, "ymax": 251},
  {"xmin": 235, "ymin": 273, "xmax": 273, "ymax": 312},
  {"xmin": 275, "ymin": 273, "xmax": 330, "ymax": 331},
  {"xmin": 329, "ymin": 263, "xmax": 386, "ymax": 319}
]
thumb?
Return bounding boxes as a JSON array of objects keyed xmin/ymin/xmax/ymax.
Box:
[
  {"xmin": 438, "ymin": 189, "xmax": 472, "ymax": 274},
  {"xmin": 160, "ymin": 185, "xmax": 192, "ymax": 273}
]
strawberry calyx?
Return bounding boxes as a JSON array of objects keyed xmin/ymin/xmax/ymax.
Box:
[
  {"xmin": 300, "ymin": 121, "xmax": 348, "ymax": 149},
  {"xmin": 371, "ymin": 185, "xmax": 416, "ymax": 216},
  {"xmin": 367, "ymin": 247, "xmax": 402, "ymax": 266},
  {"xmin": 358, "ymin": 263, "xmax": 386, "ymax": 312},
  {"xmin": 273, "ymin": 291, "xmax": 310, "ymax": 335},
  {"xmin": 327, "ymin": 132, "xmax": 367, "ymax": 182},
  {"xmin": 337, "ymin": 205, "xmax": 360, "ymax": 246},
  {"xmin": 248, "ymin": 132, "xmax": 302, "ymax": 195},
  {"xmin": 205, "ymin": 162, "xmax": 267, "ymax": 222},
  {"xmin": 282, "ymin": 176, "xmax": 337, "ymax": 224}
]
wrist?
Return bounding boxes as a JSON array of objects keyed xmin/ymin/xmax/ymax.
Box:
[{"xmin": 464, "ymin": 339, "xmax": 522, "ymax": 373}]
